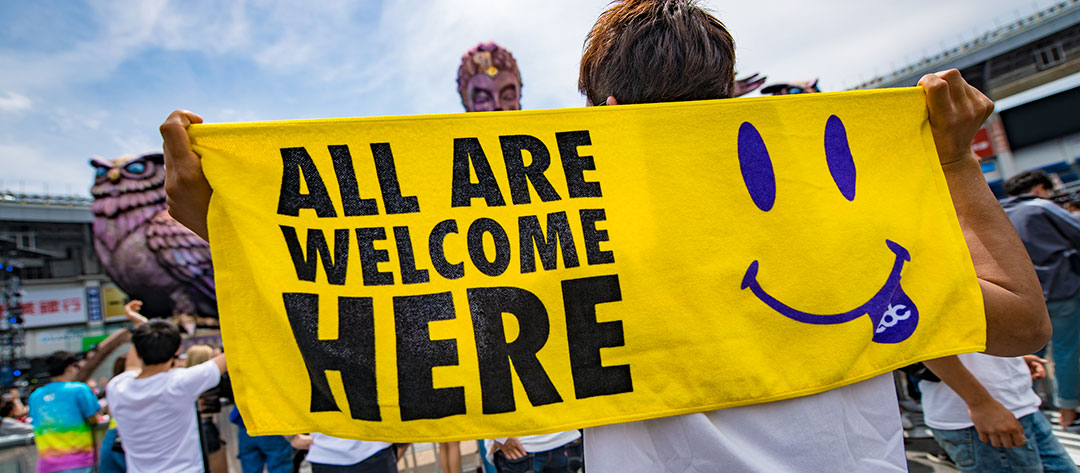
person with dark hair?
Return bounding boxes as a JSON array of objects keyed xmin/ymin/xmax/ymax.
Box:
[
  {"xmin": 28, "ymin": 350, "xmax": 104, "ymax": 473},
  {"xmin": 0, "ymin": 392, "xmax": 33, "ymax": 436},
  {"xmin": 105, "ymin": 300, "xmax": 226, "ymax": 473},
  {"xmin": 574, "ymin": 0, "xmax": 1048, "ymax": 471},
  {"xmin": 1004, "ymin": 170, "xmax": 1055, "ymax": 198},
  {"xmin": 1002, "ymin": 169, "xmax": 1080, "ymax": 428}
]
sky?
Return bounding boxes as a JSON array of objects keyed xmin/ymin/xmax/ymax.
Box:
[{"xmin": 0, "ymin": 0, "xmax": 1061, "ymax": 196}]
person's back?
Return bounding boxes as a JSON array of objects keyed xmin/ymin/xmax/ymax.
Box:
[
  {"xmin": 106, "ymin": 316, "xmax": 224, "ymax": 473},
  {"xmin": 29, "ymin": 351, "xmax": 102, "ymax": 473},
  {"xmin": 575, "ymin": 1, "xmax": 1041, "ymax": 472},
  {"xmin": 575, "ymin": 4, "xmax": 906, "ymax": 470},
  {"xmin": 1000, "ymin": 171, "xmax": 1080, "ymax": 302}
]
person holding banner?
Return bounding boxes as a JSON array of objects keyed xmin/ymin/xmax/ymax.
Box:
[
  {"xmin": 157, "ymin": 1, "xmax": 1048, "ymax": 472},
  {"xmin": 569, "ymin": 0, "xmax": 1049, "ymax": 472}
]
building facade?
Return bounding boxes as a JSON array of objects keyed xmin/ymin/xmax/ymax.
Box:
[{"xmin": 854, "ymin": 0, "xmax": 1080, "ymax": 197}]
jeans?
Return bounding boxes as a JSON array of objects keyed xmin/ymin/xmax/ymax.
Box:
[
  {"xmin": 98, "ymin": 428, "xmax": 126, "ymax": 473},
  {"xmin": 494, "ymin": 438, "xmax": 583, "ymax": 473},
  {"xmin": 236, "ymin": 423, "xmax": 293, "ymax": 473},
  {"xmin": 1046, "ymin": 294, "xmax": 1080, "ymax": 410},
  {"xmin": 931, "ymin": 412, "xmax": 1078, "ymax": 472}
]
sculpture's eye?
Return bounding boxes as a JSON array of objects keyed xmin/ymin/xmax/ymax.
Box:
[
  {"xmin": 737, "ymin": 122, "xmax": 775, "ymax": 212},
  {"xmin": 95, "ymin": 167, "xmax": 107, "ymax": 178},
  {"xmin": 125, "ymin": 161, "xmax": 146, "ymax": 174},
  {"xmin": 824, "ymin": 115, "xmax": 856, "ymax": 201}
]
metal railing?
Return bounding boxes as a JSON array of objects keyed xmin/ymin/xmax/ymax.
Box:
[{"xmin": 0, "ymin": 433, "xmax": 36, "ymax": 473}]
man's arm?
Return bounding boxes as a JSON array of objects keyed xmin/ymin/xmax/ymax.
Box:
[
  {"xmin": 160, "ymin": 110, "xmax": 211, "ymax": 241},
  {"xmin": 920, "ymin": 70, "xmax": 1050, "ymax": 356},
  {"xmin": 923, "ymin": 356, "xmax": 1026, "ymax": 449},
  {"xmin": 122, "ymin": 300, "xmax": 148, "ymax": 372},
  {"xmin": 210, "ymin": 353, "xmax": 226, "ymax": 375},
  {"xmin": 75, "ymin": 329, "xmax": 132, "ymax": 382}
]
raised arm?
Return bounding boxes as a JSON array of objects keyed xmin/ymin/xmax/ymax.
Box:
[
  {"xmin": 160, "ymin": 110, "xmax": 211, "ymax": 241},
  {"xmin": 920, "ymin": 69, "xmax": 1050, "ymax": 357},
  {"xmin": 122, "ymin": 300, "xmax": 148, "ymax": 372},
  {"xmin": 75, "ymin": 328, "xmax": 131, "ymax": 382}
]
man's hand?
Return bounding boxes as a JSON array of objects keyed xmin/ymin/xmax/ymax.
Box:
[
  {"xmin": 919, "ymin": 69, "xmax": 993, "ymax": 166},
  {"xmin": 123, "ymin": 300, "xmax": 148, "ymax": 326},
  {"xmin": 160, "ymin": 110, "xmax": 211, "ymax": 241},
  {"xmin": 1023, "ymin": 355, "xmax": 1048, "ymax": 380},
  {"xmin": 287, "ymin": 434, "xmax": 313, "ymax": 450},
  {"xmin": 500, "ymin": 437, "xmax": 527, "ymax": 460},
  {"xmin": 968, "ymin": 397, "xmax": 1026, "ymax": 449}
]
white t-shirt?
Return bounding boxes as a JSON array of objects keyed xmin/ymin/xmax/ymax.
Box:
[
  {"xmin": 306, "ymin": 433, "xmax": 391, "ymax": 466},
  {"xmin": 585, "ymin": 374, "xmax": 905, "ymax": 473},
  {"xmin": 920, "ymin": 353, "xmax": 1041, "ymax": 430},
  {"xmin": 106, "ymin": 361, "xmax": 221, "ymax": 473}
]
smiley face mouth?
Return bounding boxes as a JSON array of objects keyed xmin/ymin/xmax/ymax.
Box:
[{"xmin": 740, "ymin": 239, "xmax": 919, "ymax": 343}]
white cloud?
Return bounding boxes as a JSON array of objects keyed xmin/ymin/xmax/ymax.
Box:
[{"xmin": 0, "ymin": 92, "xmax": 31, "ymax": 112}]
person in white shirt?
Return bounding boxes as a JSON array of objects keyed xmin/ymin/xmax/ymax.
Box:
[
  {"xmin": 288, "ymin": 433, "xmax": 395, "ymax": 472},
  {"xmin": 489, "ymin": 431, "xmax": 582, "ymax": 473},
  {"xmin": 922, "ymin": 354, "xmax": 1078, "ymax": 472},
  {"xmin": 106, "ymin": 300, "xmax": 226, "ymax": 473}
]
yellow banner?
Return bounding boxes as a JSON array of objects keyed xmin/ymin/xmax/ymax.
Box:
[{"xmin": 192, "ymin": 87, "xmax": 984, "ymax": 442}]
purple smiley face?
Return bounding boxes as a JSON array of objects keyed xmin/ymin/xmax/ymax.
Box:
[{"xmin": 737, "ymin": 115, "xmax": 919, "ymax": 344}]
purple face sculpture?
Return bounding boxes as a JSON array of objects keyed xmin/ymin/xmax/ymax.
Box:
[{"xmin": 457, "ymin": 42, "xmax": 522, "ymax": 112}]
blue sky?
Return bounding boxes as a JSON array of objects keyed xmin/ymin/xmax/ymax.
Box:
[{"xmin": 0, "ymin": 0, "xmax": 1058, "ymax": 196}]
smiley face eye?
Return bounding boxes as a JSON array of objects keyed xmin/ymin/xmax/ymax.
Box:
[
  {"xmin": 94, "ymin": 167, "xmax": 107, "ymax": 178},
  {"xmin": 824, "ymin": 115, "xmax": 856, "ymax": 201},
  {"xmin": 737, "ymin": 122, "xmax": 776, "ymax": 212}
]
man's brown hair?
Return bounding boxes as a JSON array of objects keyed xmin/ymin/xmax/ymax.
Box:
[{"xmin": 579, "ymin": 0, "xmax": 736, "ymax": 106}]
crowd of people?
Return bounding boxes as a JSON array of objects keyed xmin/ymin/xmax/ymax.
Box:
[{"xmin": 6, "ymin": 0, "xmax": 1080, "ymax": 471}]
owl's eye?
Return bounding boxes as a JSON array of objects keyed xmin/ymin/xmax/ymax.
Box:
[
  {"xmin": 125, "ymin": 162, "xmax": 146, "ymax": 174},
  {"xmin": 95, "ymin": 167, "xmax": 107, "ymax": 178}
]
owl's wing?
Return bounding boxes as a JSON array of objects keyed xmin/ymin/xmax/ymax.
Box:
[{"xmin": 146, "ymin": 210, "xmax": 216, "ymax": 303}]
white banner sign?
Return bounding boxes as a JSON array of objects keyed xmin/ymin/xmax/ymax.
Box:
[{"xmin": 4, "ymin": 284, "xmax": 88, "ymax": 328}]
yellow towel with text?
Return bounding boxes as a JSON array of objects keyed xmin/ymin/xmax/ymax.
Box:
[{"xmin": 192, "ymin": 87, "xmax": 984, "ymax": 442}]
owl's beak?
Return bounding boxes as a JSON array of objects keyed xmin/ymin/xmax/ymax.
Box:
[{"xmin": 107, "ymin": 168, "xmax": 121, "ymax": 182}]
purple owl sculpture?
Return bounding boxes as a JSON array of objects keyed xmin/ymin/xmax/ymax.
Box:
[{"xmin": 90, "ymin": 153, "xmax": 216, "ymax": 325}]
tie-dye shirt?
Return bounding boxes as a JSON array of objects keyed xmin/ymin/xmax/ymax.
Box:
[{"xmin": 28, "ymin": 381, "xmax": 100, "ymax": 473}]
